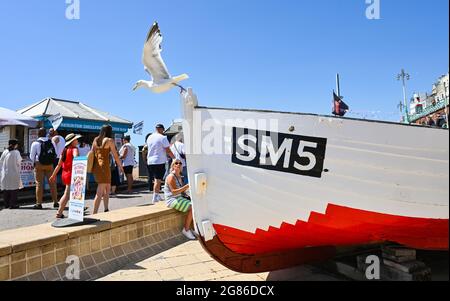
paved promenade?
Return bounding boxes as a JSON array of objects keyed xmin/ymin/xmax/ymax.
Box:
[
  {"xmin": 0, "ymin": 188, "xmax": 153, "ymax": 231},
  {"xmin": 1, "ymin": 189, "xmax": 447, "ymax": 281},
  {"xmin": 98, "ymin": 240, "xmax": 346, "ymax": 281},
  {"xmin": 0, "ymin": 188, "xmax": 348, "ymax": 281}
]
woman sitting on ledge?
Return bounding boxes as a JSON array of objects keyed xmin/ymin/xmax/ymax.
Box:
[{"xmin": 163, "ymin": 159, "xmax": 196, "ymax": 240}]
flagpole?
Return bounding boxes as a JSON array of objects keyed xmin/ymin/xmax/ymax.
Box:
[{"xmin": 336, "ymin": 74, "xmax": 341, "ymax": 98}]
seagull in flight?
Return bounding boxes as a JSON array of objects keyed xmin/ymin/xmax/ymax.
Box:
[{"xmin": 133, "ymin": 22, "xmax": 189, "ymax": 94}]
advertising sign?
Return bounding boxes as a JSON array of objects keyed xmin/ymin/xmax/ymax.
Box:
[
  {"xmin": 20, "ymin": 158, "xmax": 36, "ymax": 187},
  {"xmin": 68, "ymin": 156, "xmax": 88, "ymax": 221},
  {"xmin": 28, "ymin": 129, "xmax": 39, "ymax": 153}
]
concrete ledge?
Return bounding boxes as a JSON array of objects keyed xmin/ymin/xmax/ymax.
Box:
[
  {"xmin": 0, "ymin": 224, "xmax": 68, "ymax": 253},
  {"xmin": 0, "ymin": 203, "xmax": 187, "ymax": 281},
  {"xmin": 0, "ymin": 243, "xmax": 11, "ymax": 257},
  {"xmin": 64, "ymin": 221, "xmax": 112, "ymax": 239}
]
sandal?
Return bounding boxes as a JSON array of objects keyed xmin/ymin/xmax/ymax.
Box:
[{"xmin": 56, "ymin": 213, "xmax": 66, "ymax": 219}]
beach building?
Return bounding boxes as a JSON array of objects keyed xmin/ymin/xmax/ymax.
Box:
[{"xmin": 18, "ymin": 97, "xmax": 133, "ymax": 152}]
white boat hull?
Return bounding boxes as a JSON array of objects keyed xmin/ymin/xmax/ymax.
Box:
[{"xmin": 180, "ymin": 90, "xmax": 449, "ymax": 272}]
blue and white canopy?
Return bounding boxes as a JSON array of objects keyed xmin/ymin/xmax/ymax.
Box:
[{"xmin": 0, "ymin": 107, "xmax": 38, "ymax": 127}]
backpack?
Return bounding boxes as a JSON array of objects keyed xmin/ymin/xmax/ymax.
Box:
[
  {"xmin": 38, "ymin": 140, "xmax": 57, "ymax": 165},
  {"xmin": 173, "ymin": 143, "xmax": 186, "ymax": 160}
]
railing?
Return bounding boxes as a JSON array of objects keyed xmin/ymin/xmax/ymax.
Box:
[{"xmin": 408, "ymin": 98, "xmax": 448, "ymax": 122}]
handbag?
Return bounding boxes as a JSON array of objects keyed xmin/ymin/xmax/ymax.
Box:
[{"xmin": 86, "ymin": 150, "xmax": 95, "ymax": 173}]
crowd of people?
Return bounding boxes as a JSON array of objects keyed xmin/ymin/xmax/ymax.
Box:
[
  {"xmin": 421, "ymin": 113, "xmax": 449, "ymax": 128},
  {"xmin": 0, "ymin": 123, "xmax": 196, "ymax": 241}
]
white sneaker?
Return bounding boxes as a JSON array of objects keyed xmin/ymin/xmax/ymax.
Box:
[
  {"xmin": 152, "ymin": 194, "xmax": 162, "ymax": 203},
  {"xmin": 182, "ymin": 229, "xmax": 196, "ymax": 240},
  {"xmin": 150, "ymin": 195, "xmax": 157, "ymax": 205},
  {"xmin": 151, "ymin": 194, "xmax": 159, "ymax": 204}
]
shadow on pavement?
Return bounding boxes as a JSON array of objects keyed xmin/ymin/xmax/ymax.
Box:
[
  {"xmin": 13, "ymin": 207, "xmax": 55, "ymax": 211},
  {"xmin": 137, "ymin": 204, "xmax": 154, "ymax": 207},
  {"xmin": 115, "ymin": 195, "xmax": 142, "ymax": 199},
  {"xmin": 118, "ymin": 264, "xmax": 147, "ymax": 271},
  {"xmin": 265, "ymin": 264, "xmax": 348, "ymax": 281}
]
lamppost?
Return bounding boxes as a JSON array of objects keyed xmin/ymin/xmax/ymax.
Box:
[
  {"xmin": 397, "ymin": 101, "xmax": 405, "ymax": 122},
  {"xmin": 397, "ymin": 69, "xmax": 410, "ymax": 124}
]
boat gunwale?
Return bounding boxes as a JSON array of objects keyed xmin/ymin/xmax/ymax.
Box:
[{"xmin": 195, "ymin": 106, "xmax": 449, "ymax": 131}]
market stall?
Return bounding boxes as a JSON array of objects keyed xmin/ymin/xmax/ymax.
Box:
[{"xmin": 18, "ymin": 97, "xmax": 133, "ymax": 150}]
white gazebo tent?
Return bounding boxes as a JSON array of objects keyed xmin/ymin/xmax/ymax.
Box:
[
  {"xmin": 0, "ymin": 107, "xmax": 38, "ymax": 127},
  {"xmin": 0, "ymin": 107, "xmax": 39, "ymax": 153}
]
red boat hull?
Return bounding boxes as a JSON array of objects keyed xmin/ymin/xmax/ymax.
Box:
[{"xmin": 213, "ymin": 204, "xmax": 449, "ymax": 256}]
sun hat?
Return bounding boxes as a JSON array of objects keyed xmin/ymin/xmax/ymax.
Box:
[{"xmin": 65, "ymin": 133, "xmax": 82, "ymax": 147}]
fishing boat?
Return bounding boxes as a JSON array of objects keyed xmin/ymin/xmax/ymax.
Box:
[
  {"xmin": 133, "ymin": 21, "xmax": 448, "ymax": 273},
  {"xmin": 180, "ymin": 89, "xmax": 449, "ymax": 273}
]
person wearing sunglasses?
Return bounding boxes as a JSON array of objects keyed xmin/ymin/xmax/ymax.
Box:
[{"xmin": 163, "ymin": 159, "xmax": 195, "ymax": 240}]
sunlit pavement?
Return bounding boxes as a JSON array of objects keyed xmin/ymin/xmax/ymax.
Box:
[
  {"xmin": 0, "ymin": 188, "xmax": 346, "ymax": 281},
  {"xmin": 0, "ymin": 189, "xmax": 153, "ymax": 231},
  {"xmin": 97, "ymin": 240, "xmax": 347, "ymax": 281}
]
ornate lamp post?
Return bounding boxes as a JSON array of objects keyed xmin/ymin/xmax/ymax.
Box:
[{"xmin": 397, "ymin": 69, "xmax": 410, "ymax": 124}]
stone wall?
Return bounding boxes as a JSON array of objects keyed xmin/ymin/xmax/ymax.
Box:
[{"xmin": 0, "ymin": 204, "xmax": 187, "ymax": 281}]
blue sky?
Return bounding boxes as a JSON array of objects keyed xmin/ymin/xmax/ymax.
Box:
[{"xmin": 0, "ymin": 0, "xmax": 448, "ymax": 143}]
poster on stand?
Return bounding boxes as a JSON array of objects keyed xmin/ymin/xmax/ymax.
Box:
[
  {"xmin": 20, "ymin": 158, "xmax": 36, "ymax": 188},
  {"xmin": 68, "ymin": 156, "xmax": 88, "ymax": 221}
]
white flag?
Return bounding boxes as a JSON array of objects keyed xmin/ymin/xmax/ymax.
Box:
[
  {"xmin": 48, "ymin": 113, "xmax": 64, "ymax": 130},
  {"xmin": 133, "ymin": 121, "xmax": 144, "ymax": 135}
]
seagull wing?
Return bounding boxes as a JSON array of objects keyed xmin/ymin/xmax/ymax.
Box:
[{"xmin": 142, "ymin": 22, "xmax": 171, "ymax": 83}]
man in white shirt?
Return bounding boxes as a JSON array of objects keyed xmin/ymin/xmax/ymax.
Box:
[
  {"xmin": 146, "ymin": 124, "xmax": 174, "ymax": 204},
  {"xmin": 29, "ymin": 128, "xmax": 58, "ymax": 209},
  {"xmin": 170, "ymin": 134, "xmax": 188, "ymax": 184},
  {"xmin": 119, "ymin": 135, "xmax": 136, "ymax": 194},
  {"xmin": 49, "ymin": 128, "xmax": 66, "ymax": 167},
  {"xmin": 78, "ymin": 137, "xmax": 91, "ymax": 157}
]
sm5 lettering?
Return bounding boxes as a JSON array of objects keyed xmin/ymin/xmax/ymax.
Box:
[{"xmin": 232, "ymin": 127, "xmax": 327, "ymax": 178}]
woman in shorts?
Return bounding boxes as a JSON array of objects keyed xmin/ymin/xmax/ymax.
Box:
[{"xmin": 163, "ymin": 159, "xmax": 195, "ymax": 240}]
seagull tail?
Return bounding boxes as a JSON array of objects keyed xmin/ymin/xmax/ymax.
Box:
[{"xmin": 172, "ymin": 74, "xmax": 189, "ymax": 83}]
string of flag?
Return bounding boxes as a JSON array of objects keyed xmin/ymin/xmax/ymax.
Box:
[{"xmin": 133, "ymin": 121, "xmax": 144, "ymax": 135}]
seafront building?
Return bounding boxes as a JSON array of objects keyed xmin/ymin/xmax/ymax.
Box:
[{"xmin": 408, "ymin": 73, "xmax": 449, "ymax": 126}]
